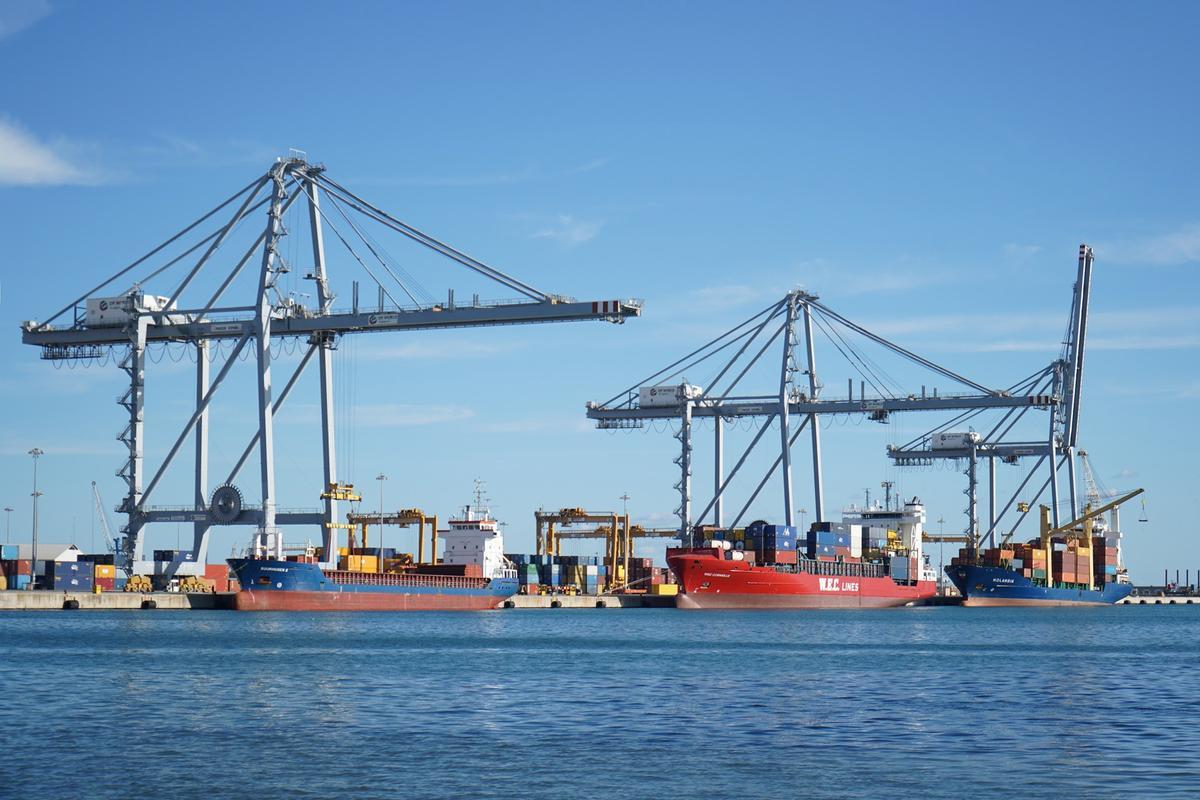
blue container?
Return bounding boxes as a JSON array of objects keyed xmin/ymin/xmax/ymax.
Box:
[
  {"xmin": 0, "ymin": 544, "xmax": 18, "ymax": 561},
  {"xmin": 890, "ymin": 556, "xmax": 910, "ymax": 578},
  {"xmin": 53, "ymin": 564, "xmax": 94, "ymax": 590},
  {"xmin": 10, "ymin": 574, "xmax": 31, "ymax": 590},
  {"xmin": 48, "ymin": 561, "xmax": 93, "ymax": 578},
  {"xmin": 113, "ymin": 576, "xmax": 128, "ymax": 591},
  {"xmin": 1104, "ymin": 564, "xmax": 1117, "ymax": 575}
]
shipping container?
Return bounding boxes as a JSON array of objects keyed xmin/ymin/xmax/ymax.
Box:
[
  {"xmin": 0, "ymin": 544, "xmax": 18, "ymax": 561},
  {"xmin": 762, "ymin": 550, "xmax": 798, "ymax": 565},
  {"xmin": 639, "ymin": 383, "xmax": 703, "ymax": 407}
]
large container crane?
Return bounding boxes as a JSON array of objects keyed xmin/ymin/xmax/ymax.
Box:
[{"xmin": 20, "ymin": 157, "xmax": 640, "ymax": 578}]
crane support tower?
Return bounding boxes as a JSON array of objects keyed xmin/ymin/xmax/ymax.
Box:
[{"xmin": 20, "ymin": 157, "xmax": 641, "ymax": 577}]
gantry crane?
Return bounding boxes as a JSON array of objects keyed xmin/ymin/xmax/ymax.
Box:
[
  {"xmin": 1038, "ymin": 488, "xmax": 1143, "ymax": 589},
  {"xmin": 586, "ymin": 288, "xmax": 1059, "ymax": 544},
  {"xmin": 345, "ymin": 508, "xmax": 439, "ymax": 567},
  {"xmin": 20, "ymin": 157, "xmax": 640, "ymax": 577},
  {"xmin": 888, "ymin": 245, "xmax": 1097, "ymax": 550},
  {"xmin": 548, "ymin": 519, "xmax": 679, "ymax": 590}
]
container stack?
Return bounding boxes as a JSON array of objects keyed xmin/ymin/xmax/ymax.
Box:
[
  {"xmin": 506, "ymin": 553, "xmax": 672, "ymax": 595},
  {"xmin": 1, "ymin": 545, "xmax": 32, "ymax": 590},
  {"xmin": 1091, "ymin": 537, "xmax": 1119, "ymax": 583},
  {"xmin": 755, "ymin": 524, "xmax": 799, "ymax": 564},
  {"xmin": 48, "ymin": 560, "xmax": 94, "ymax": 592},
  {"xmin": 955, "ymin": 538, "xmax": 1117, "ymax": 587}
]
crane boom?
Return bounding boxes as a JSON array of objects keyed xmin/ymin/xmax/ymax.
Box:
[
  {"xmin": 1045, "ymin": 488, "xmax": 1144, "ymax": 538},
  {"xmin": 91, "ymin": 481, "xmax": 116, "ymax": 554}
]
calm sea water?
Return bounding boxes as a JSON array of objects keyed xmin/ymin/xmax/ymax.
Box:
[{"xmin": 2, "ymin": 606, "xmax": 1198, "ymax": 799}]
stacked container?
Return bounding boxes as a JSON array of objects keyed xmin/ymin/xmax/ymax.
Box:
[
  {"xmin": 1, "ymin": 558, "xmax": 33, "ymax": 590},
  {"xmin": 754, "ymin": 524, "xmax": 798, "ymax": 564},
  {"xmin": 806, "ymin": 524, "xmax": 847, "ymax": 562},
  {"xmin": 49, "ymin": 560, "xmax": 94, "ymax": 592},
  {"xmin": 93, "ymin": 562, "xmax": 117, "ymax": 592}
]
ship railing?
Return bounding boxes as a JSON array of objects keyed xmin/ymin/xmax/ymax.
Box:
[{"xmin": 324, "ymin": 570, "xmax": 485, "ymax": 589}]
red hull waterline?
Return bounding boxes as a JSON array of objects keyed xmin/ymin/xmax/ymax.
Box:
[
  {"xmin": 234, "ymin": 590, "xmax": 505, "ymax": 611},
  {"xmin": 670, "ymin": 554, "xmax": 937, "ymax": 609}
]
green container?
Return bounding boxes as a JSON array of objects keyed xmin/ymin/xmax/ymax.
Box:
[{"xmin": 1032, "ymin": 568, "xmax": 1046, "ymax": 579}]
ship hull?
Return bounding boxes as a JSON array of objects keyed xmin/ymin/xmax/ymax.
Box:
[
  {"xmin": 228, "ymin": 558, "xmax": 517, "ymax": 612},
  {"xmin": 945, "ymin": 564, "xmax": 1132, "ymax": 607},
  {"xmin": 669, "ymin": 553, "xmax": 937, "ymax": 609}
]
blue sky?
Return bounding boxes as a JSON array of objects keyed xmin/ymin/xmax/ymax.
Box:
[{"xmin": 0, "ymin": 1, "xmax": 1196, "ymax": 581}]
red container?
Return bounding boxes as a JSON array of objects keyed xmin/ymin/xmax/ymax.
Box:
[
  {"xmin": 95, "ymin": 577, "xmax": 115, "ymax": 591},
  {"xmin": 204, "ymin": 564, "xmax": 228, "ymax": 581},
  {"xmin": 764, "ymin": 550, "xmax": 798, "ymax": 565},
  {"xmin": 11, "ymin": 559, "xmax": 32, "ymax": 576}
]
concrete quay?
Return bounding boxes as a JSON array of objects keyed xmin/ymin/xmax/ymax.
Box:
[
  {"xmin": 0, "ymin": 590, "xmax": 234, "ymax": 611},
  {"xmin": 504, "ymin": 594, "xmax": 677, "ymax": 609}
]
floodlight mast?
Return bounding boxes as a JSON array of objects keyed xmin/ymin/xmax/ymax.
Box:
[{"xmin": 20, "ymin": 157, "xmax": 641, "ymax": 577}]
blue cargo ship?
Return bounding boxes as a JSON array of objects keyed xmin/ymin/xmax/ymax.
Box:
[
  {"xmin": 228, "ymin": 497, "xmax": 518, "ymax": 611},
  {"xmin": 945, "ymin": 563, "xmax": 1132, "ymax": 606},
  {"xmin": 227, "ymin": 558, "xmax": 518, "ymax": 611}
]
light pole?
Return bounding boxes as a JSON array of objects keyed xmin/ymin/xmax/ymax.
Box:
[
  {"xmin": 798, "ymin": 507, "xmax": 808, "ymax": 534},
  {"xmin": 29, "ymin": 448, "xmax": 43, "ymax": 590},
  {"xmin": 3, "ymin": 506, "xmax": 12, "ymax": 544},
  {"xmin": 376, "ymin": 473, "xmax": 387, "ymax": 573},
  {"xmin": 937, "ymin": 516, "xmax": 945, "ymax": 593}
]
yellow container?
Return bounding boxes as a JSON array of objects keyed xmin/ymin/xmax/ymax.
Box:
[
  {"xmin": 94, "ymin": 564, "xmax": 117, "ymax": 579},
  {"xmin": 650, "ymin": 583, "xmax": 679, "ymax": 596},
  {"xmin": 338, "ymin": 547, "xmax": 349, "ymax": 557},
  {"xmin": 347, "ymin": 555, "xmax": 379, "ymax": 573}
]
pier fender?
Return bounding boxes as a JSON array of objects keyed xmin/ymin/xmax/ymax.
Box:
[
  {"xmin": 503, "ymin": 600, "xmax": 515, "ymax": 609},
  {"xmin": 595, "ymin": 600, "xmax": 607, "ymax": 608},
  {"xmin": 141, "ymin": 599, "xmax": 158, "ymax": 610},
  {"xmin": 62, "ymin": 598, "xmax": 80, "ymax": 610},
  {"xmin": 550, "ymin": 600, "xmax": 562, "ymax": 608}
]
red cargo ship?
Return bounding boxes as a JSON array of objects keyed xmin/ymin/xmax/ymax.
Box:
[{"xmin": 668, "ymin": 548, "xmax": 937, "ymax": 608}]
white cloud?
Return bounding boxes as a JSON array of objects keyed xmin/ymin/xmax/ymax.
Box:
[
  {"xmin": 565, "ymin": 157, "xmax": 611, "ymax": 175},
  {"xmin": 1004, "ymin": 243, "xmax": 1042, "ymax": 258},
  {"xmin": 1095, "ymin": 224, "xmax": 1200, "ymax": 266},
  {"xmin": 356, "ymin": 404, "xmax": 474, "ymax": 427},
  {"xmin": 279, "ymin": 403, "xmax": 474, "ymax": 428},
  {"xmin": 0, "ymin": 118, "xmax": 103, "ymax": 186},
  {"xmin": 477, "ymin": 417, "xmax": 592, "ymax": 434},
  {"xmin": 530, "ymin": 214, "xmax": 602, "ymax": 246},
  {"xmin": 793, "ymin": 257, "xmax": 955, "ymax": 297},
  {"xmin": 0, "ymin": 0, "xmax": 50, "ymax": 41},
  {"xmin": 354, "ymin": 339, "xmax": 517, "ymax": 361}
]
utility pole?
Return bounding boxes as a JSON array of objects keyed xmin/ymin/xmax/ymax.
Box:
[
  {"xmin": 937, "ymin": 516, "xmax": 945, "ymax": 593},
  {"xmin": 29, "ymin": 448, "xmax": 43, "ymax": 590},
  {"xmin": 376, "ymin": 472, "xmax": 387, "ymax": 571}
]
